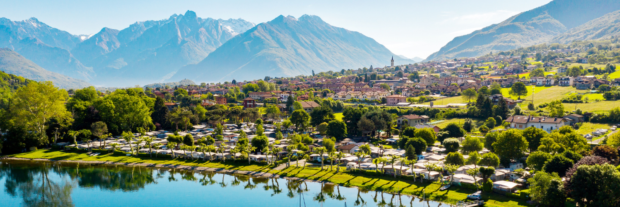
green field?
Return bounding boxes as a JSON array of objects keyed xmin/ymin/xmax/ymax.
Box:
[
  {"xmin": 575, "ymin": 122, "xmax": 613, "ymax": 136},
  {"xmin": 334, "ymin": 112, "xmax": 343, "ymax": 121},
  {"xmin": 422, "ymin": 96, "xmax": 467, "ymax": 105},
  {"xmin": 10, "ymin": 150, "xmax": 530, "ymax": 207},
  {"xmin": 500, "ymin": 86, "xmax": 551, "ymax": 100}
]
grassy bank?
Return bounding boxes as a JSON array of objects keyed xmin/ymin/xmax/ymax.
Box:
[{"xmin": 9, "ymin": 149, "xmax": 530, "ymax": 207}]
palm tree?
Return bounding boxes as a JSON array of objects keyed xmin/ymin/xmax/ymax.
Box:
[
  {"xmin": 67, "ymin": 130, "xmax": 81, "ymax": 147},
  {"xmin": 313, "ymin": 147, "xmax": 326, "ymax": 170},
  {"xmin": 199, "ymin": 143, "xmax": 207, "ymax": 161},
  {"xmin": 109, "ymin": 143, "xmax": 120, "ymax": 153},
  {"xmin": 328, "ymin": 151, "xmax": 336, "ymax": 171},
  {"xmin": 189, "ymin": 145, "xmax": 197, "ymax": 160},
  {"xmin": 286, "ymin": 145, "xmax": 297, "ymax": 167},
  {"xmin": 263, "ymin": 147, "xmax": 271, "ymax": 165},
  {"xmin": 121, "ymin": 132, "xmax": 134, "ymax": 155},
  {"xmin": 335, "ymin": 152, "xmax": 345, "ymax": 173},
  {"xmin": 296, "ymin": 151, "xmax": 305, "ymax": 167},
  {"xmin": 389, "ymin": 155, "xmax": 399, "ymax": 178},
  {"xmin": 219, "ymin": 142, "xmax": 228, "ymax": 162},
  {"xmin": 143, "ymin": 136, "xmax": 154, "ymax": 157},
  {"xmin": 408, "ymin": 158, "xmax": 417, "ymax": 182},
  {"xmin": 134, "ymin": 138, "xmax": 144, "ymax": 155},
  {"xmin": 354, "ymin": 151, "xmax": 366, "ymax": 171},
  {"xmin": 399, "ymin": 158, "xmax": 408, "ymax": 178},
  {"xmin": 244, "ymin": 145, "xmax": 256, "ymax": 164},
  {"xmin": 372, "ymin": 158, "xmax": 381, "ymax": 173},
  {"xmin": 380, "ymin": 158, "xmax": 388, "ymax": 174},
  {"xmin": 206, "ymin": 145, "xmax": 216, "ymax": 161},
  {"xmin": 167, "ymin": 142, "xmax": 176, "ymax": 158},
  {"xmin": 152, "ymin": 143, "xmax": 163, "ymax": 157},
  {"xmin": 272, "ymin": 147, "xmax": 282, "ymax": 161}
]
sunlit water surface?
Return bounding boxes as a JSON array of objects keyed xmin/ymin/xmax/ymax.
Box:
[{"xmin": 0, "ymin": 161, "xmax": 445, "ymax": 207}]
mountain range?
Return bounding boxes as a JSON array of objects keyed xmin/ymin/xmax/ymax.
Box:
[
  {"xmin": 0, "ymin": 48, "xmax": 90, "ymax": 89},
  {"xmin": 427, "ymin": 0, "xmax": 620, "ymax": 61},
  {"xmin": 171, "ymin": 15, "xmax": 414, "ymax": 83}
]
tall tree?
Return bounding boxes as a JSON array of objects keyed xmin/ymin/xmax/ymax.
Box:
[
  {"xmin": 509, "ymin": 82, "xmax": 528, "ymax": 99},
  {"xmin": 493, "ymin": 129, "xmax": 528, "ymax": 161},
  {"xmin": 10, "ymin": 81, "xmax": 72, "ymax": 146}
]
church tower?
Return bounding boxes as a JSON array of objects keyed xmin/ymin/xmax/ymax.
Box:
[{"xmin": 391, "ymin": 56, "xmax": 394, "ymax": 67}]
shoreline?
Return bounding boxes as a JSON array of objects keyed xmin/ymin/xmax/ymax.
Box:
[{"xmin": 0, "ymin": 156, "xmax": 332, "ymax": 185}]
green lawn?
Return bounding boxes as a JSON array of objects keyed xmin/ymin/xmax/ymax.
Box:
[
  {"xmin": 500, "ymin": 85, "xmax": 551, "ymax": 100},
  {"xmin": 10, "ymin": 149, "xmax": 530, "ymax": 207},
  {"xmin": 575, "ymin": 122, "xmax": 613, "ymax": 135},
  {"xmin": 422, "ymin": 96, "xmax": 467, "ymax": 105},
  {"xmin": 609, "ymin": 70, "xmax": 620, "ymax": 79},
  {"xmin": 334, "ymin": 112, "xmax": 344, "ymax": 121}
]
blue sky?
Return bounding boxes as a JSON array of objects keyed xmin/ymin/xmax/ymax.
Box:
[{"xmin": 0, "ymin": 0, "xmax": 552, "ymax": 59}]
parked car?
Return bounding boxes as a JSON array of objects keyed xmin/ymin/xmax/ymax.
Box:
[
  {"xmin": 584, "ymin": 134, "xmax": 592, "ymax": 139},
  {"xmin": 440, "ymin": 184, "xmax": 451, "ymax": 191},
  {"xmin": 467, "ymin": 191, "xmax": 482, "ymax": 200}
]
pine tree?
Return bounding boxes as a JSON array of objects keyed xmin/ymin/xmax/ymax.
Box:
[{"xmin": 406, "ymin": 145, "xmax": 416, "ymax": 160}]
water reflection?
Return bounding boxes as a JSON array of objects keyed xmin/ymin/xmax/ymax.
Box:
[{"xmin": 0, "ymin": 161, "xmax": 446, "ymax": 207}]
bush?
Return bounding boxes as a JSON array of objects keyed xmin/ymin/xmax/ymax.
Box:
[
  {"xmin": 482, "ymin": 179, "xmax": 493, "ymax": 192},
  {"xmin": 443, "ymin": 138, "xmax": 460, "ymax": 153}
]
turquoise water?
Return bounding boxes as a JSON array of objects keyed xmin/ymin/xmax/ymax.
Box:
[{"xmin": 0, "ymin": 161, "xmax": 443, "ymax": 207}]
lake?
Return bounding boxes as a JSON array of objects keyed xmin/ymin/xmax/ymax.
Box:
[{"xmin": 0, "ymin": 160, "xmax": 445, "ymax": 207}]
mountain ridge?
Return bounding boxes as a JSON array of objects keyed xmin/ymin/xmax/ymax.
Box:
[{"xmin": 171, "ymin": 14, "xmax": 415, "ymax": 83}]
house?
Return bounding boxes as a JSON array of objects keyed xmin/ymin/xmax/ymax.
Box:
[
  {"xmin": 558, "ymin": 77, "xmax": 573, "ymax": 86},
  {"xmin": 575, "ymin": 79, "xmax": 592, "ymax": 90},
  {"xmin": 613, "ymin": 78, "xmax": 620, "ymax": 87},
  {"xmin": 249, "ymin": 92, "xmax": 272, "ymax": 100},
  {"xmin": 505, "ymin": 115, "xmax": 568, "ymax": 133},
  {"xmin": 243, "ymin": 98, "xmax": 257, "ymax": 108},
  {"xmin": 295, "ymin": 101, "xmax": 321, "ymax": 113},
  {"xmin": 397, "ymin": 114, "xmax": 430, "ymax": 127},
  {"xmin": 493, "ymin": 181, "xmax": 519, "ymax": 193},
  {"xmin": 563, "ymin": 114, "xmax": 584, "ymax": 125},
  {"xmin": 338, "ymin": 144, "xmax": 358, "ymax": 153},
  {"xmin": 216, "ymin": 96, "xmax": 227, "ymax": 104},
  {"xmin": 558, "ymin": 67, "xmax": 568, "ymax": 73},
  {"xmin": 386, "ymin": 95, "xmax": 407, "ymax": 106}
]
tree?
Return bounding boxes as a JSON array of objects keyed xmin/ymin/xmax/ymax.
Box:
[
  {"xmin": 317, "ymin": 122, "xmax": 328, "ymax": 136},
  {"xmin": 462, "ymin": 119, "xmax": 473, "ymax": 132},
  {"xmin": 326, "ymin": 120, "xmax": 347, "ymax": 140},
  {"xmin": 547, "ymin": 100, "xmax": 565, "ymax": 117},
  {"xmin": 443, "ymin": 138, "xmax": 460, "ymax": 153},
  {"xmin": 607, "ymin": 131, "xmax": 620, "ymax": 147},
  {"xmin": 543, "ymin": 155, "xmax": 574, "ymax": 177},
  {"xmin": 314, "ymin": 147, "xmax": 327, "ymax": 170},
  {"xmin": 568, "ymin": 164, "xmax": 620, "ymax": 207},
  {"xmin": 479, "ymin": 167, "xmax": 495, "ymax": 181},
  {"xmin": 522, "ymin": 127, "xmax": 546, "ymax": 153},
  {"xmin": 462, "ymin": 88, "xmax": 477, "ymax": 103},
  {"xmin": 444, "ymin": 152, "xmax": 465, "ymax": 166},
  {"xmin": 466, "ymin": 168, "xmax": 481, "ymax": 190},
  {"xmin": 462, "ymin": 136, "xmax": 483, "ymax": 153},
  {"xmin": 401, "ymin": 127, "xmax": 416, "ymax": 138},
  {"xmin": 527, "ymin": 151, "xmax": 552, "ymax": 171},
  {"xmin": 290, "ymin": 110, "xmax": 310, "ymax": 131},
  {"xmin": 591, "ymin": 145, "xmax": 618, "ymax": 162},
  {"xmin": 538, "ymin": 137, "xmax": 561, "ymax": 154},
  {"xmin": 405, "ymin": 137, "xmax": 427, "ymax": 155},
  {"xmin": 310, "ymin": 106, "xmax": 335, "ymax": 127},
  {"xmin": 479, "ymin": 152, "xmax": 500, "ymax": 167},
  {"xmin": 493, "ymin": 129, "xmax": 528, "ymax": 161},
  {"xmin": 529, "ymin": 171, "xmax": 564, "ymax": 206},
  {"xmin": 467, "ymin": 152, "xmax": 481, "ymax": 169},
  {"xmin": 484, "ymin": 131, "xmax": 499, "ymax": 152},
  {"xmin": 509, "ymin": 82, "xmax": 528, "ymax": 99},
  {"xmin": 530, "ymin": 68, "xmax": 545, "ymax": 77},
  {"xmin": 183, "ymin": 134, "xmax": 194, "ymax": 146},
  {"xmin": 485, "ymin": 117, "xmax": 496, "ymax": 129},
  {"xmin": 405, "ymin": 145, "xmax": 416, "ymax": 160},
  {"xmin": 251, "ymin": 135, "xmax": 269, "ymax": 153},
  {"xmin": 414, "ymin": 128, "xmax": 436, "ymax": 147},
  {"xmin": 121, "ymin": 131, "xmax": 135, "ymax": 155},
  {"xmin": 439, "ymin": 123, "xmax": 465, "ymax": 142},
  {"xmin": 96, "ymin": 89, "xmax": 154, "ymax": 134},
  {"xmin": 9, "ymin": 81, "xmax": 72, "ymax": 146},
  {"xmin": 91, "ymin": 121, "xmax": 109, "ymax": 149}
]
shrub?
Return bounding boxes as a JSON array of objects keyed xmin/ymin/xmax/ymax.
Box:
[
  {"xmin": 443, "ymin": 138, "xmax": 460, "ymax": 153},
  {"xmin": 482, "ymin": 179, "xmax": 493, "ymax": 192}
]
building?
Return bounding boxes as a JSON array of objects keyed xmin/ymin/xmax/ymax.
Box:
[
  {"xmin": 295, "ymin": 101, "xmax": 321, "ymax": 113},
  {"xmin": 397, "ymin": 114, "xmax": 430, "ymax": 127},
  {"xmin": 216, "ymin": 96, "xmax": 227, "ymax": 105},
  {"xmin": 558, "ymin": 77, "xmax": 573, "ymax": 86},
  {"xmin": 391, "ymin": 56, "xmax": 394, "ymax": 67},
  {"xmin": 505, "ymin": 115, "xmax": 568, "ymax": 133},
  {"xmin": 243, "ymin": 98, "xmax": 256, "ymax": 108},
  {"xmin": 386, "ymin": 95, "xmax": 407, "ymax": 106}
]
